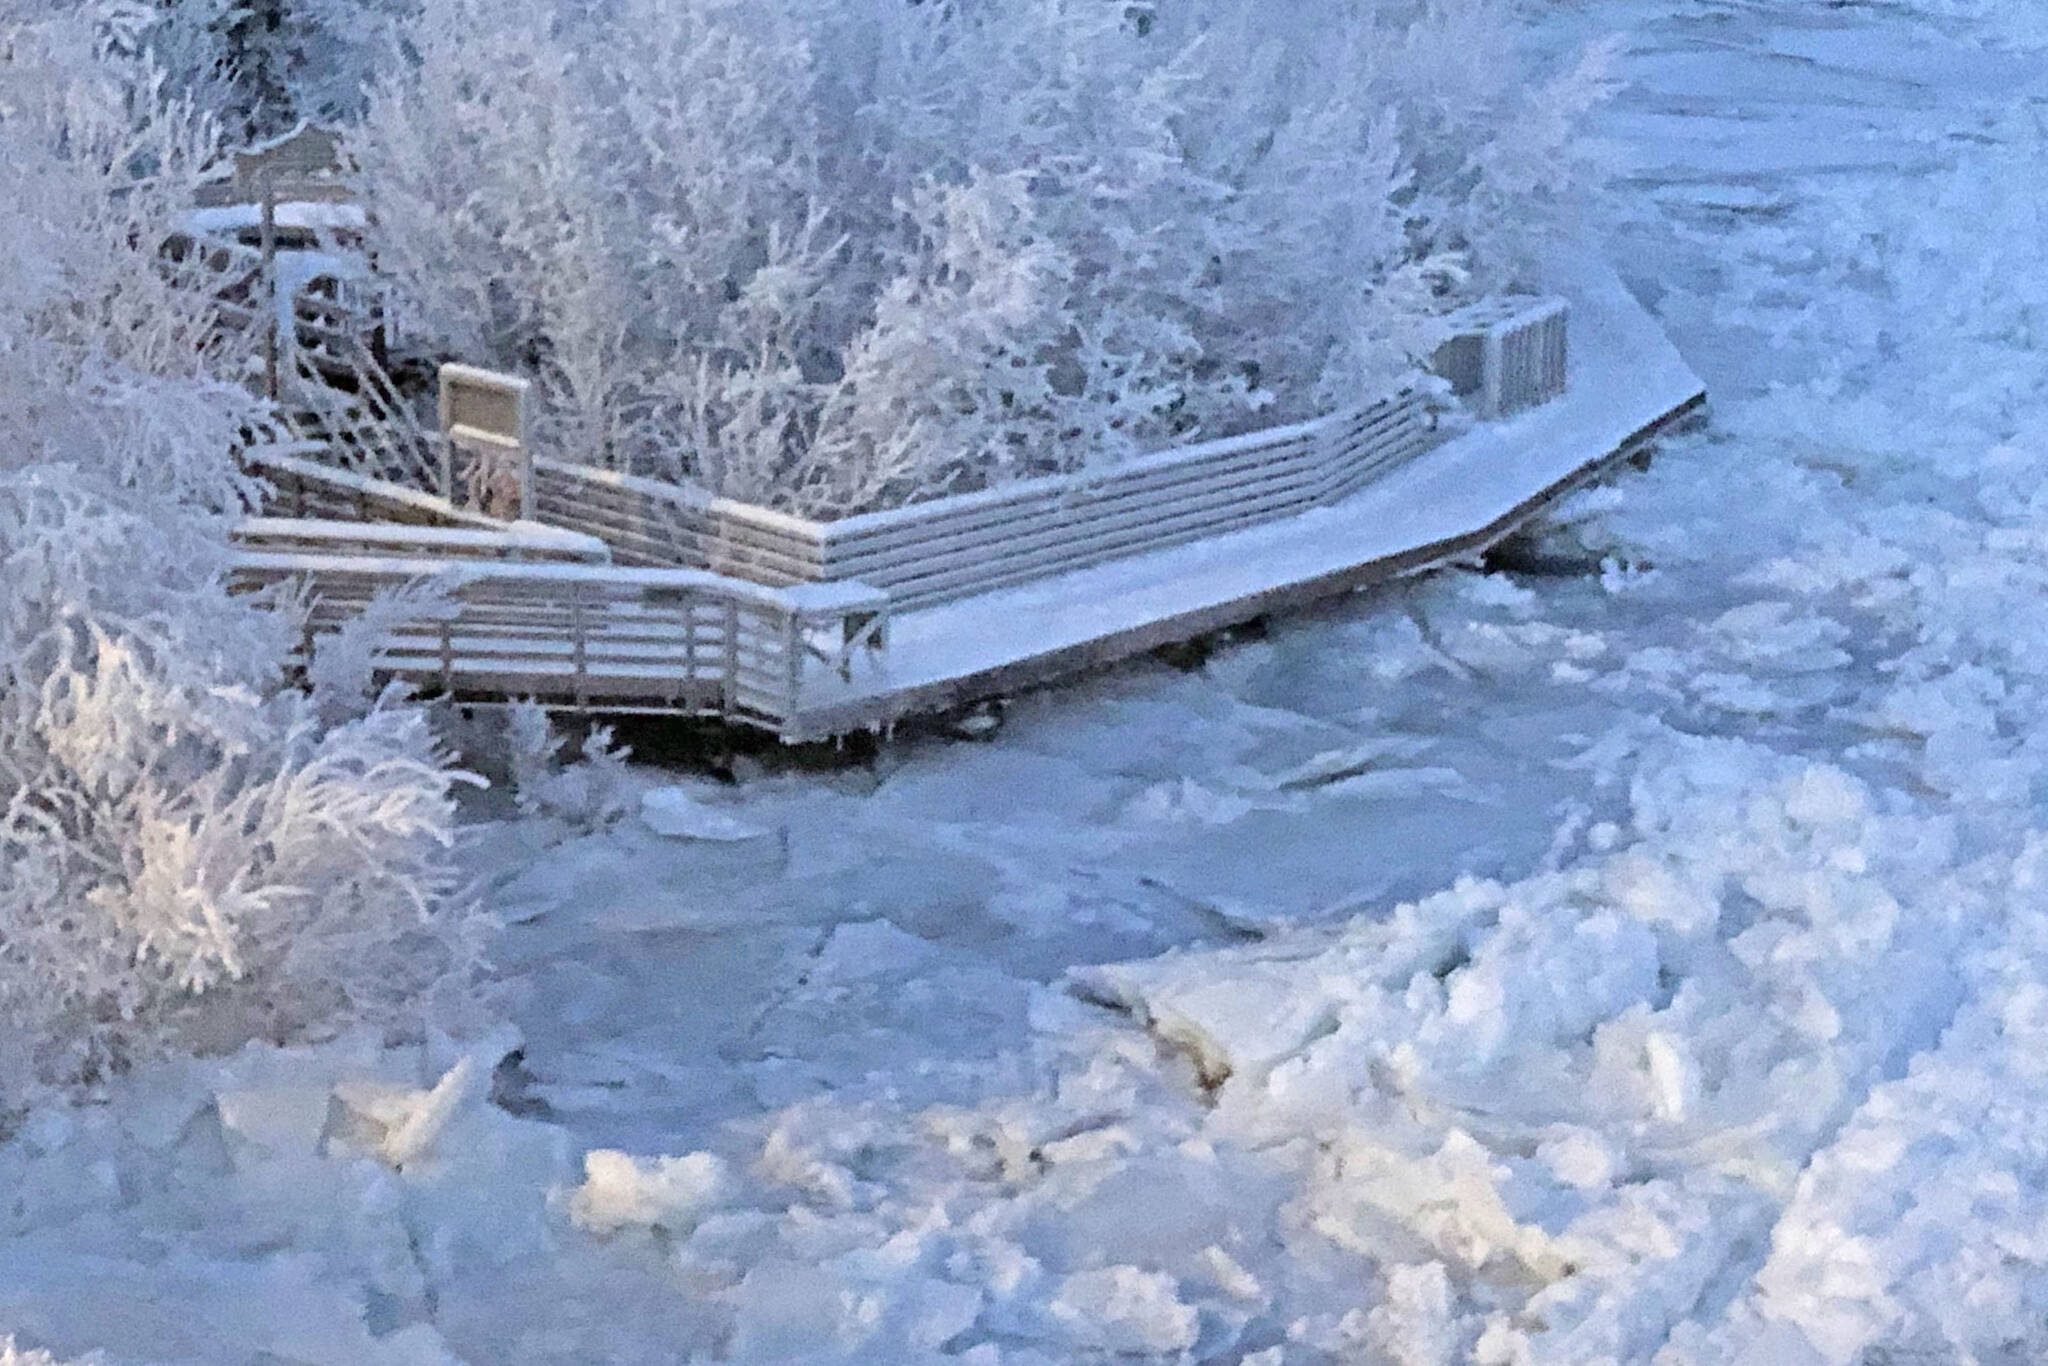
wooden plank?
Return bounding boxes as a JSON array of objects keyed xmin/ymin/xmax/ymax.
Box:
[
  {"xmin": 359, "ymin": 646, "xmax": 706, "ymax": 675},
  {"xmin": 371, "ymin": 659, "xmax": 717, "ymax": 690},
  {"xmin": 1316, "ymin": 429, "xmax": 1435, "ymax": 495},
  {"xmin": 701, "ymin": 495, "xmax": 832, "ymax": 544},
  {"xmin": 383, "ymin": 624, "xmax": 706, "ymax": 650}
]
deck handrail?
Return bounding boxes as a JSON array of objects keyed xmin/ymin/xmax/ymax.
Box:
[
  {"xmin": 232, "ymin": 516, "xmax": 611, "ymax": 563},
  {"xmin": 228, "ymin": 550, "xmax": 889, "ymax": 729}
]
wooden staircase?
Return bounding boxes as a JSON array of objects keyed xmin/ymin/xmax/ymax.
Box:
[{"xmin": 276, "ymin": 287, "xmax": 446, "ymax": 495}]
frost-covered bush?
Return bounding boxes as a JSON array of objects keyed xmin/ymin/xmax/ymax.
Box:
[
  {"xmin": 500, "ymin": 701, "xmax": 634, "ymax": 828},
  {"xmin": 0, "ymin": 4, "xmax": 486, "ymax": 1104},
  {"xmin": 351, "ymin": 0, "xmax": 1614, "ymax": 516}
]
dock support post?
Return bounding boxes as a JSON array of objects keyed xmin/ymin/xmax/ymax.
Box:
[
  {"xmin": 783, "ymin": 611, "xmax": 802, "ymax": 725},
  {"xmin": 571, "ymin": 588, "xmax": 589, "ymax": 708},
  {"xmin": 259, "ymin": 170, "xmax": 278, "ymax": 403},
  {"xmin": 723, "ymin": 598, "xmax": 740, "ymax": 719}
]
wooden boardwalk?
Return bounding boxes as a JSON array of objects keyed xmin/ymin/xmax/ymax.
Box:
[
  {"xmin": 236, "ymin": 249, "xmax": 1702, "ymax": 740},
  {"xmin": 774, "ymin": 251, "xmax": 1704, "ymax": 739}
]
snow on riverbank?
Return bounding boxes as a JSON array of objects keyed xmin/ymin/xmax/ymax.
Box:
[{"xmin": 12, "ymin": 0, "xmax": 2048, "ymax": 1362}]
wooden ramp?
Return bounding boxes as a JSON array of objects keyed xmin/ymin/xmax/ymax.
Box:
[{"xmin": 774, "ymin": 252, "xmax": 1704, "ymax": 740}]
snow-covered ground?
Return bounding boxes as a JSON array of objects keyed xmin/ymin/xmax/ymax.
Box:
[{"xmin": 12, "ymin": 2, "xmax": 2048, "ymax": 1362}]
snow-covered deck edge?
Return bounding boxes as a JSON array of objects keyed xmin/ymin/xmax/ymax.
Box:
[{"xmin": 779, "ymin": 253, "xmax": 1704, "ymax": 741}]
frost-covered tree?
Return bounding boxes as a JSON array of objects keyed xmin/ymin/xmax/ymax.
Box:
[
  {"xmin": 123, "ymin": 0, "xmax": 412, "ymax": 135},
  {"xmin": 0, "ymin": 4, "xmax": 485, "ymax": 1102},
  {"xmin": 351, "ymin": 0, "xmax": 1614, "ymax": 516}
]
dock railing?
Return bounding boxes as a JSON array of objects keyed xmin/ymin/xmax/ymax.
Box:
[
  {"xmin": 246, "ymin": 444, "xmax": 495, "ymax": 528},
  {"xmin": 523, "ymin": 298, "xmax": 1566, "ymax": 612},
  {"xmin": 227, "ymin": 552, "xmax": 888, "ymax": 729},
  {"xmin": 227, "ymin": 284, "xmax": 1569, "ymax": 735},
  {"xmin": 530, "ymin": 379, "xmax": 1447, "ymax": 610}
]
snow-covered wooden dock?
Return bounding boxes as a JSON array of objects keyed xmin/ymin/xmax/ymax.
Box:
[
  {"xmin": 776, "ymin": 253, "xmax": 1702, "ymax": 738},
  {"xmin": 234, "ymin": 250, "xmax": 1701, "ymax": 740}
]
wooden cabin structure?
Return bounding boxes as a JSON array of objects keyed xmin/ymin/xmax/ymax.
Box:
[{"xmin": 229, "ymin": 248, "xmax": 1704, "ymax": 741}]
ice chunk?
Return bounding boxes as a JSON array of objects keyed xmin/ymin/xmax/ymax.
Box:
[
  {"xmin": 567, "ymin": 1149, "xmax": 731, "ymax": 1236},
  {"xmin": 0, "ymin": 1335, "xmax": 88, "ymax": 1366},
  {"xmin": 724, "ymin": 1261, "xmax": 848, "ymax": 1362},
  {"xmin": 1602, "ymin": 850, "xmax": 1718, "ymax": 935},
  {"xmin": 1123, "ymin": 777, "xmax": 1255, "ymax": 826},
  {"xmin": 812, "ymin": 920, "xmax": 938, "ymax": 982},
  {"xmin": 640, "ymin": 786, "xmax": 770, "ymax": 841},
  {"xmin": 327, "ymin": 1057, "xmax": 479, "ymax": 1168},
  {"xmin": 1537, "ymin": 1128, "xmax": 1617, "ymax": 1192},
  {"xmin": 1047, "ymin": 1266, "xmax": 1199, "ymax": 1355},
  {"xmin": 723, "ymin": 1256, "xmax": 982, "ymax": 1363},
  {"xmin": 1365, "ymin": 1262, "xmax": 1457, "ymax": 1366},
  {"xmin": 1199, "ymin": 1245, "xmax": 1264, "ymax": 1304},
  {"xmin": 215, "ymin": 1086, "xmax": 336, "ymax": 1157},
  {"xmin": 15, "ymin": 1110, "xmax": 74, "ymax": 1157},
  {"xmin": 1312, "ymin": 1130, "xmax": 1583, "ymax": 1281}
]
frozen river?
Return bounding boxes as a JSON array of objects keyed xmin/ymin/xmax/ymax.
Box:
[{"xmin": 11, "ymin": 2, "xmax": 2048, "ymax": 1362}]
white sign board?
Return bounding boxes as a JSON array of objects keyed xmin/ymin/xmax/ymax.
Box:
[{"xmin": 438, "ymin": 363, "xmax": 532, "ymax": 520}]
